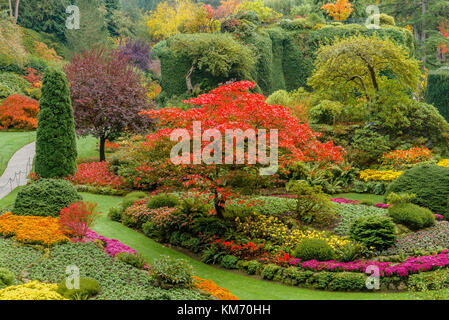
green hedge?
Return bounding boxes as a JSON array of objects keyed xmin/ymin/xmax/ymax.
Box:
[
  {"xmin": 154, "ymin": 24, "xmax": 414, "ymax": 97},
  {"xmin": 426, "ymin": 68, "xmax": 449, "ymax": 122}
]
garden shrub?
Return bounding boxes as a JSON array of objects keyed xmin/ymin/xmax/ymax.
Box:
[
  {"xmin": 349, "ymin": 215, "xmax": 396, "ymax": 250},
  {"xmin": 0, "ymin": 94, "xmax": 39, "ymax": 130},
  {"xmin": 56, "ymin": 277, "xmax": 100, "ymax": 300},
  {"xmin": 142, "ymin": 221, "xmax": 165, "ymax": 240},
  {"xmin": 190, "ymin": 216, "xmax": 230, "ymax": 237},
  {"xmin": 35, "ymin": 67, "xmax": 77, "ymax": 178},
  {"xmin": 0, "ymin": 268, "xmax": 15, "ymax": 289},
  {"xmin": 327, "ymin": 272, "xmax": 367, "ymax": 291},
  {"xmin": 146, "ymin": 193, "xmax": 179, "ymax": 210},
  {"xmin": 386, "ymin": 165, "xmax": 449, "ymax": 214},
  {"xmin": 262, "ymin": 264, "xmax": 281, "ymax": 280},
  {"xmin": 426, "ymin": 68, "xmax": 449, "ymax": 122},
  {"xmin": 183, "ymin": 237, "xmax": 203, "ymax": 253},
  {"xmin": 388, "ymin": 203, "xmax": 435, "ymax": 231},
  {"xmin": 293, "ymin": 238, "xmax": 334, "ymax": 262},
  {"xmin": 309, "ymin": 100, "xmax": 344, "ymax": 125},
  {"xmin": 107, "ymin": 206, "xmax": 122, "ymax": 222},
  {"xmin": 0, "ymin": 72, "xmax": 30, "ymax": 94},
  {"xmin": 247, "ymin": 260, "xmax": 261, "ymax": 275},
  {"xmin": 266, "ymin": 89, "xmax": 291, "ymax": 106},
  {"xmin": 13, "ymin": 179, "xmax": 82, "ymax": 217},
  {"xmin": 150, "ymin": 256, "xmax": 193, "ymax": 289},
  {"xmin": 220, "ymin": 255, "xmax": 239, "ymax": 269},
  {"xmin": 408, "ymin": 269, "xmax": 449, "ymax": 291},
  {"xmin": 334, "ymin": 203, "xmax": 387, "ymax": 236},
  {"xmin": 116, "ymin": 252, "xmax": 146, "ymax": 269}
]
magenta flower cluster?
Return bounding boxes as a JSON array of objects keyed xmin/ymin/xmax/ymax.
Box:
[
  {"xmin": 290, "ymin": 250, "xmax": 449, "ymax": 277},
  {"xmin": 435, "ymin": 214, "xmax": 444, "ymax": 220},
  {"xmin": 330, "ymin": 197, "xmax": 391, "ymax": 208},
  {"xmin": 72, "ymin": 229, "xmax": 137, "ymax": 257}
]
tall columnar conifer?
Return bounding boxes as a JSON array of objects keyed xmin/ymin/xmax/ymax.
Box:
[{"xmin": 35, "ymin": 67, "xmax": 77, "ymax": 178}]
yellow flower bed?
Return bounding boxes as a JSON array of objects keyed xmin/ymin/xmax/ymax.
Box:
[
  {"xmin": 437, "ymin": 159, "xmax": 449, "ymax": 168},
  {"xmin": 359, "ymin": 169, "xmax": 404, "ymax": 182},
  {"xmin": 0, "ymin": 281, "xmax": 67, "ymax": 300},
  {"xmin": 236, "ymin": 215, "xmax": 350, "ymax": 251}
]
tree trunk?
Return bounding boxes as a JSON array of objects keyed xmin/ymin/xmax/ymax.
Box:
[
  {"xmin": 8, "ymin": 0, "xmax": 13, "ymax": 20},
  {"xmin": 14, "ymin": 0, "xmax": 19, "ymax": 23},
  {"xmin": 186, "ymin": 59, "xmax": 198, "ymax": 95},
  {"xmin": 367, "ymin": 64, "xmax": 379, "ymax": 92},
  {"xmin": 421, "ymin": 0, "xmax": 427, "ymax": 65},
  {"xmin": 99, "ymin": 135, "xmax": 106, "ymax": 162}
]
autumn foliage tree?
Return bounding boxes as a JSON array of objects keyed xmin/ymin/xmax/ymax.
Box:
[
  {"xmin": 0, "ymin": 94, "xmax": 39, "ymax": 130},
  {"xmin": 64, "ymin": 46, "xmax": 153, "ymax": 161},
  {"xmin": 321, "ymin": 0, "xmax": 353, "ymax": 21},
  {"xmin": 140, "ymin": 81, "xmax": 345, "ymax": 218}
]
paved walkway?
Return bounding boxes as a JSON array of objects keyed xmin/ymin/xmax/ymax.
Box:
[{"xmin": 0, "ymin": 142, "xmax": 35, "ymax": 200}]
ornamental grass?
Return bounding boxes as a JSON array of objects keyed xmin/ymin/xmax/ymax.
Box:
[{"xmin": 0, "ymin": 212, "xmax": 69, "ymax": 246}]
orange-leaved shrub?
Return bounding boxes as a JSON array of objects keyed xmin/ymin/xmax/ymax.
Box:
[{"xmin": 0, "ymin": 94, "xmax": 39, "ymax": 130}]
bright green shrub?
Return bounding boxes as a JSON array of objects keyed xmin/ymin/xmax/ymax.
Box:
[
  {"xmin": 386, "ymin": 192, "xmax": 416, "ymax": 205},
  {"xmin": 151, "ymin": 256, "xmax": 193, "ymax": 289},
  {"xmin": 13, "ymin": 179, "xmax": 82, "ymax": 217},
  {"xmin": 408, "ymin": 269, "xmax": 449, "ymax": 291},
  {"xmin": 146, "ymin": 193, "xmax": 179, "ymax": 209},
  {"xmin": 388, "ymin": 203, "xmax": 435, "ymax": 231},
  {"xmin": 247, "ymin": 260, "xmax": 261, "ymax": 275},
  {"xmin": 293, "ymin": 238, "xmax": 334, "ymax": 261},
  {"xmin": 107, "ymin": 206, "xmax": 122, "ymax": 222},
  {"xmin": 386, "ymin": 165, "xmax": 449, "ymax": 214},
  {"xmin": 0, "ymin": 82, "xmax": 13, "ymax": 99},
  {"xmin": 262, "ymin": 264, "xmax": 281, "ymax": 280},
  {"xmin": 120, "ymin": 192, "xmax": 147, "ymax": 211},
  {"xmin": 0, "ymin": 72, "xmax": 30, "ymax": 94},
  {"xmin": 334, "ymin": 203, "xmax": 387, "ymax": 236},
  {"xmin": 266, "ymin": 89, "xmax": 291, "ymax": 106},
  {"xmin": 116, "ymin": 252, "xmax": 146, "ymax": 269},
  {"xmin": 349, "ymin": 215, "xmax": 396, "ymax": 250},
  {"xmin": 0, "ymin": 268, "xmax": 15, "ymax": 288},
  {"xmin": 309, "ymin": 100, "xmax": 344, "ymax": 125},
  {"xmin": 327, "ymin": 272, "xmax": 367, "ymax": 291},
  {"xmin": 426, "ymin": 68, "xmax": 449, "ymax": 122},
  {"xmin": 56, "ymin": 277, "xmax": 100, "ymax": 300},
  {"xmin": 379, "ymin": 14, "xmax": 395, "ymax": 26},
  {"xmin": 35, "ymin": 67, "xmax": 77, "ymax": 178},
  {"xmin": 220, "ymin": 255, "xmax": 239, "ymax": 269}
]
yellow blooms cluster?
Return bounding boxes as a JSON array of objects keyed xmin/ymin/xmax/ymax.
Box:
[
  {"xmin": 0, "ymin": 281, "xmax": 67, "ymax": 300},
  {"xmin": 359, "ymin": 169, "xmax": 404, "ymax": 182},
  {"xmin": 236, "ymin": 215, "xmax": 350, "ymax": 251},
  {"xmin": 437, "ymin": 159, "xmax": 449, "ymax": 168}
]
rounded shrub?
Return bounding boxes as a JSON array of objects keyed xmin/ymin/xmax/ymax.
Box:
[
  {"xmin": 293, "ymin": 239, "xmax": 334, "ymax": 262},
  {"xmin": 107, "ymin": 206, "xmax": 122, "ymax": 222},
  {"xmin": 349, "ymin": 215, "xmax": 396, "ymax": 251},
  {"xmin": 57, "ymin": 277, "xmax": 100, "ymax": 300},
  {"xmin": 220, "ymin": 255, "xmax": 239, "ymax": 269},
  {"xmin": 13, "ymin": 179, "xmax": 82, "ymax": 217},
  {"xmin": 386, "ymin": 165, "xmax": 449, "ymax": 214},
  {"xmin": 146, "ymin": 193, "xmax": 179, "ymax": 209},
  {"xmin": 388, "ymin": 203, "xmax": 435, "ymax": 231},
  {"xmin": 116, "ymin": 252, "xmax": 146, "ymax": 269},
  {"xmin": 0, "ymin": 268, "xmax": 15, "ymax": 289},
  {"xmin": 121, "ymin": 191, "xmax": 147, "ymax": 211},
  {"xmin": 150, "ymin": 255, "xmax": 193, "ymax": 289}
]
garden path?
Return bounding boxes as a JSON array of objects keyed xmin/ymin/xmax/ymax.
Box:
[{"xmin": 0, "ymin": 142, "xmax": 35, "ymax": 200}]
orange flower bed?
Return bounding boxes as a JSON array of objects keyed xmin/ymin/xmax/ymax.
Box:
[
  {"xmin": 193, "ymin": 276, "xmax": 239, "ymax": 300},
  {"xmin": 0, "ymin": 94, "xmax": 39, "ymax": 130},
  {"xmin": 0, "ymin": 212, "xmax": 69, "ymax": 246}
]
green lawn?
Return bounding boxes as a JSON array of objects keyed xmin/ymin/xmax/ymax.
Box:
[
  {"xmin": 82, "ymin": 192, "xmax": 410, "ymax": 300},
  {"xmin": 77, "ymin": 135, "xmax": 99, "ymax": 162},
  {"xmin": 0, "ymin": 131, "xmax": 35, "ymax": 176},
  {"xmin": 333, "ymin": 193, "xmax": 385, "ymax": 203}
]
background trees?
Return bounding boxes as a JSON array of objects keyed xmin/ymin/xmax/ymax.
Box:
[
  {"xmin": 64, "ymin": 47, "xmax": 153, "ymax": 161},
  {"xmin": 35, "ymin": 67, "xmax": 77, "ymax": 178}
]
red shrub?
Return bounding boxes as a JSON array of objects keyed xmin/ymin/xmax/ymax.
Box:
[
  {"xmin": 66, "ymin": 161, "xmax": 125, "ymax": 188},
  {"xmin": 0, "ymin": 94, "xmax": 39, "ymax": 130},
  {"xmin": 59, "ymin": 201, "xmax": 100, "ymax": 237}
]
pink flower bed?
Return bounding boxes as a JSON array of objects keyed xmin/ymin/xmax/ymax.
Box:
[
  {"xmin": 435, "ymin": 214, "xmax": 444, "ymax": 220},
  {"xmin": 72, "ymin": 229, "xmax": 136, "ymax": 257},
  {"xmin": 290, "ymin": 250, "xmax": 449, "ymax": 277},
  {"xmin": 330, "ymin": 197, "xmax": 360, "ymax": 204}
]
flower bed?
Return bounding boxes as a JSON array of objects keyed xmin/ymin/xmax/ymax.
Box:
[
  {"xmin": 0, "ymin": 281, "xmax": 67, "ymax": 300},
  {"xmin": 193, "ymin": 276, "xmax": 239, "ymax": 300},
  {"xmin": 71, "ymin": 229, "xmax": 137, "ymax": 257},
  {"xmin": 0, "ymin": 212, "xmax": 69, "ymax": 246},
  {"xmin": 66, "ymin": 162, "xmax": 125, "ymax": 189},
  {"xmin": 359, "ymin": 169, "xmax": 403, "ymax": 182}
]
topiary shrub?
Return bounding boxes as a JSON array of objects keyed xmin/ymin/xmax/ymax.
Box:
[
  {"xmin": 220, "ymin": 255, "xmax": 239, "ymax": 269},
  {"xmin": 293, "ymin": 238, "xmax": 334, "ymax": 262},
  {"xmin": 386, "ymin": 165, "xmax": 449, "ymax": 214},
  {"xmin": 13, "ymin": 179, "xmax": 82, "ymax": 217},
  {"xmin": 35, "ymin": 67, "xmax": 77, "ymax": 178},
  {"xmin": 151, "ymin": 256, "xmax": 193, "ymax": 289},
  {"xmin": 56, "ymin": 277, "xmax": 100, "ymax": 300},
  {"xmin": 349, "ymin": 215, "xmax": 396, "ymax": 251},
  {"xmin": 0, "ymin": 268, "xmax": 15, "ymax": 289},
  {"xmin": 146, "ymin": 193, "xmax": 179, "ymax": 210},
  {"xmin": 388, "ymin": 203, "xmax": 435, "ymax": 231}
]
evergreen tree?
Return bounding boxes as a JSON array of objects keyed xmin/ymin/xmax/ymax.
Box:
[
  {"xmin": 105, "ymin": 0, "xmax": 120, "ymax": 37},
  {"xmin": 35, "ymin": 67, "xmax": 77, "ymax": 178}
]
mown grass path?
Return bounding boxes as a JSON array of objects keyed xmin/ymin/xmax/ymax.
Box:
[{"xmin": 82, "ymin": 193, "xmax": 410, "ymax": 300}]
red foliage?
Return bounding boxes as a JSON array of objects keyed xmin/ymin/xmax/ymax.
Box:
[
  {"xmin": 59, "ymin": 201, "xmax": 100, "ymax": 237},
  {"xmin": 0, "ymin": 94, "xmax": 39, "ymax": 130},
  {"xmin": 21, "ymin": 67, "xmax": 42, "ymax": 88},
  {"xmin": 66, "ymin": 161, "xmax": 125, "ymax": 188}
]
